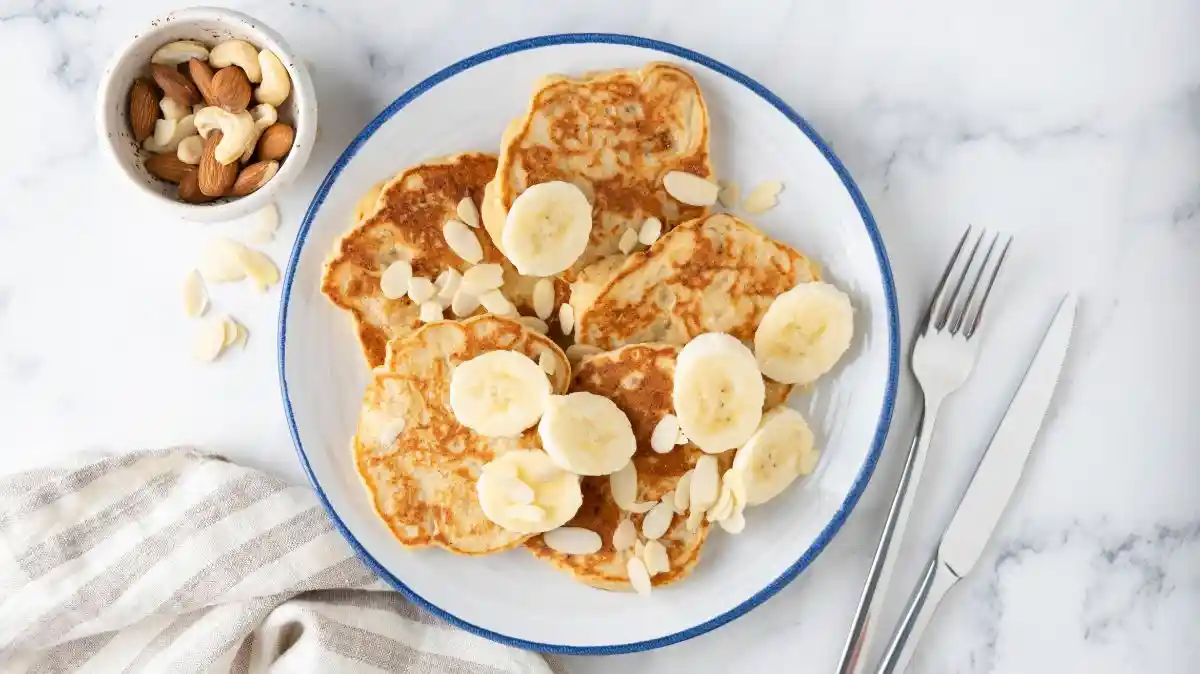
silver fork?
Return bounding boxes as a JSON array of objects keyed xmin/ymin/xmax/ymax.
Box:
[{"xmin": 836, "ymin": 227, "xmax": 1011, "ymax": 674}]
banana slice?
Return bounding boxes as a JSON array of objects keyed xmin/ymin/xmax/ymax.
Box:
[
  {"xmin": 539, "ymin": 392, "xmax": 637, "ymax": 476},
  {"xmin": 730, "ymin": 407, "xmax": 817, "ymax": 506},
  {"xmin": 477, "ymin": 450, "xmax": 583, "ymax": 534},
  {"xmin": 672, "ymin": 333, "xmax": 765, "ymax": 453},
  {"xmin": 449, "ymin": 351, "xmax": 551, "ymax": 437},
  {"xmin": 502, "ymin": 181, "xmax": 593, "ymax": 276},
  {"xmin": 754, "ymin": 282, "xmax": 854, "ymax": 385}
]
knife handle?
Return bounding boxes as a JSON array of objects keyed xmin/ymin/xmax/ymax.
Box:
[{"xmin": 875, "ymin": 554, "xmax": 960, "ymax": 674}]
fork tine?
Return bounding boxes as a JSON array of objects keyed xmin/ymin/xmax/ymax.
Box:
[
  {"xmin": 964, "ymin": 236, "xmax": 1012, "ymax": 338},
  {"xmin": 950, "ymin": 233, "xmax": 999, "ymax": 335},
  {"xmin": 937, "ymin": 230, "xmax": 984, "ymax": 331},
  {"xmin": 921, "ymin": 226, "xmax": 972, "ymax": 332}
]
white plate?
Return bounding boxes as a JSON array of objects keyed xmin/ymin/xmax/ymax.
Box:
[{"xmin": 280, "ymin": 34, "xmax": 898, "ymax": 654}]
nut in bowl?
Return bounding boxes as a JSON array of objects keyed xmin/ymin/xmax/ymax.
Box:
[{"xmin": 96, "ymin": 7, "xmax": 316, "ymax": 221}]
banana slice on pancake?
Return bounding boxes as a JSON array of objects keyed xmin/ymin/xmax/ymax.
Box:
[
  {"xmin": 754, "ymin": 282, "xmax": 854, "ymax": 385},
  {"xmin": 730, "ymin": 407, "xmax": 818, "ymax": 506},
  {"xmin": 449, "ymin": 350, "xmax": 551, "ymax": 437},
  {"xmin": 672, "ymin": 333, "xmax": 765, "ymax": 454},
  {"xmin": 539, "ymin": 392, "xmax": 637, "ymax": 476},
  {"xmin": 477, "ymin": 450, "xmax": 583, "ymax": 534},
  {"xmin": 502, "ymin": 181, "xmax": 593, "ymax": 276}
]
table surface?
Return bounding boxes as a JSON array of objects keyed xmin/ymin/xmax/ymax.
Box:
[{"xmin": 2, "ymin": 1, "xmax": 1197, "ymax": 672}]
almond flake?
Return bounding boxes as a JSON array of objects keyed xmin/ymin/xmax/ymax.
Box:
[
  {"xmin": 650, "ymin": 414, "xmax": 679, "ymax": 454},
  {"xmin": 685, "ymin": 507, "xmax": 706, "ymax": 533},
  {"xmin": 506, "ymin": 503, "xmax": 546, "ymax": 524},
  {"xmin": 379, "ymin": 260, "xmax": 412, "ymax": 299},
  {"xmin": 462, "ymin": 263, "xmax": 505, "ymax": 292},
  {"xmin": 238, "ymin": 247, "xmax": 280, "ymax": 292},
  {"xmin": 627, "ymin": 557, "xmax": 652, "ymax": 595},
  {"xmin": 663, "ymin": 171, "xmax": 719, "ymax": 206},
  {"xmin": 641, "ymin": 501, "xmax": 675, "ymax": 540},
  {"xmin": 537, "ymin": 350, "xmax": 557, "ymax": 375},
  {"xmin": 718, "ymin": 508, "xmax": 746, "ymax": 534},
  {"xmin": 742, "ymin": 180, "xmax": 784, "ymax": 214},
  {"xmin": 221, "ymin": 317, "xmax": 239, "ymax": 347},
  {"xmin": 543, "ymin": 527, "xmax": 602, "ymax": 555},
  {"xmin": 243, "ymin": 203, "xmax": 280, "ymax": 244},
  {"xmin": 418, "ymin": 301, "xmax": 443, "ymax": 323},
  {"xmin": 612, "ymin": 518, "xmax": 637, "ymax": 551},
  {"xmin": 519, "ymin": 316, "xmax": 550, "ymax": 334},
  {"xmin": 199, "ymin": 238, "xmax": 248, "ymax": 283},
  {"xmin": 479, "ymin": 289, "xmax": 515, "ymax": 316},
  {"xmin": 558, "ymin": 303, "xmax": 575, "ymax": 335},
  {"xmin": 407, "ymin": 276, "xmax": 436, "ymax": 304},
  {"xmin": 232, "ymin": 322, "xmax": 248, "ymax": 349},
  {"xmin": 661, "ymin": 490, "xmax": 675, "ymax": 508},
  {"xmin": 638, "ymin": 217, "xmax": 663, "ymax": 246},
  {"xmin": 610, "ymin": 462, "xmax": 637, "ymax": 509},
  {"xmin": 566, "ymin": 344, "xmax": 602, "ymax": 365},
  {"xmin": 717, "ymin": 180, "xmax": 741, "ymax": 208},
  {"xmin": 623, "ymin": 501, "xmax": 655, "ymax": 514},
  {"xmin": 707, "ymin": 480, "xmax": 736, "ymax": 523},
  {"xmin": 634, "ymin": 539, "xmax": 646, "ymax": 558},
  {"xmin": 193, "ymin": 318, "xmax": 227, "ymax": 362},
  {"xmin": 451, "ymin": 288, "xmax": 481, "ymax": 317},
  {"xmin": 443, "ymin": 219, "xmax": 483, "ymax": 263},
  {"xmin": 456, "ymin": 196, "xmax": 481, "ymax": 228},
  {"xmin": 691, "ymin": 455, "xmax": 720, "ymax": 512},
  {"xmin": 674, "ymin": 471, "xmax": 692, "ymax": 513},
  {"xmin": 533, "ymin": 278, "xmax": 556, "ymax": 320},
  {"xmin": 183, "ymin": 270, "xmax": 208, "ymax": 318},
  {"xmin": 643, "ymin": 539, "xmax": 670, "ymax": 576},
  {"xmin": 618, "ymin": 227, "xmax": 638, "ymax": 254},
  {"xmin": 436, "ymin": 268, "xmax": 462, "ymax": 300}
]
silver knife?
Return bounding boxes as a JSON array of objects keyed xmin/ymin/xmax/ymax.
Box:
[{"xmin": 875, "ymin": 294, "xmax": 1077, "ymax": 674}]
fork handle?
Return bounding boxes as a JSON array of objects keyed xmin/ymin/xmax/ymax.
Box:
[
  {"xmin": 836, "ymin": 398, "xmax": 942, "ymax": 674},
  {"xmin": 875, "ymin": 553, "xmax": 960, "ymax": 673}
]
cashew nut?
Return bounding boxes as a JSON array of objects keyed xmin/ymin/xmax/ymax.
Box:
[
  {"xmin": 177, "ymin": 135, "xmax": 205, "ymax": 165},
  {"xmin": 254, "ymin": 50, "xmax": 291, "ymax": 106},
  {"xmin": 240, "ymin": 103, "xmax": 278, "ymax": 162},
  {"xmin": 193, "ymin": 106, "xmax": 255, "ymax": 165},
  {"xmin": 143, "ymin": 114, "xmax": 197, "ymax": 153},
  {"xmin": 160, "ymin": 97, "xmax": 189, "ymax": 121},
  {"xmin": 151, "ymin": 40, "xmax": 209, "ymax": 66},
  {"xmin": 209, "ymin": 40, "xmax": 261, "ymax": 83}
]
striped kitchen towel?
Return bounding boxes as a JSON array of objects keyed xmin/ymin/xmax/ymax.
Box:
[{"xmin": 0, "ymin": 448, "xmax": 557, "ymax": 673}]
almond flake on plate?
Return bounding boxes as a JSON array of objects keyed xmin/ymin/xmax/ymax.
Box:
[
  {"xmin": 706, "ymin": 480, "xmax": 736, "ymax": 523},
  {"xmin": 663, "ymin": 171, "xmax": 719, "ymax": 206},
  {"xmin": 379, "ymin": 260, "xmax": 412, "ymax": 299},
  {"xmin": 742, "ymin": 180, "xmax": 784, "ymax": 214},
  {"xmin": 451, "ymin": 288, "xmax": 481, "ymax": 317},
  {"xmin": 718, "ymin": 508, "xmax": 746, "ymax": 534},
  {"xmin": 717, "ymin": 180, "xmax": 740, "ymax": 208},
  {"xmin": 650, "ymin": 414, "xmax": 679, "ymax": 454},
  {"xmin": 418, "ymin": 301, "xmax": 443, "ymax": 323},
  {"xmin": 612, "ymin": 518, "xmax": 637, "ymax": 551},
  {"xmin": 557, "ymin": 303, "xmax": 575, "ymax": 335},
  {"xmin": 674, "ymin": 471, "xmax": 692, "ymax": 513},
  {"xmin": 537, "ymin": 350, "xmax": 557, "ymax": 375},
  {"xmin": 532, "ymin": 278, "xmax": 556, "ymax": 320},
  {"xmin": 519, "ymin": 316, "xmax": 549, "ymax": 334},
  {"xmin": 183, "ymin": 270, "xmax": 208, "ymax": 318},
  {"xmin": 543, "ymin": 527, "xmax": 602, "ymax": 555},
  {"xmin": 642, "ymin": 539, "xmax": 670, "ymax": 576},
  {"xmin": 634, "ymin": 539, "xmax": 646, "ymax": 559},
  {"xmin": 685, "ymin": 507, "xmax": 706, "ymax": 533},
  {"xmin": 690, "ymin": 455, "xmax": 720, "ymax": 511},
  {"xmin": 618, "ymin": 227, "xmax": 638, "ymax": 254},
  {"xmin": 638, "ymin": 217, "xmax": 662, "ymax": 246},
  {"xmin": 610, "ymin": 462, "xmax": 637, "ymax": 509},
  {"xmin": 193, "ymin": 317, "xmax": 227, "ymax": 362},
  {"xmin": 641, "ymin": 501, "xmax": 675, "ymax": 540},
  {"xmin": 443, "ymin": 219, "xmax": 483, "ymax": 263},
  {"xmin": 462, "ymin": 263, "xmax": 504, "ymax": 292},
  {"xmin": 627, "ymin": 557, "xmax": 652, "ymax": 595},
  {"xmin": 479, "ymin": 288, "xmax": 515, "ymax": 316},
  {"xmin": 407, "ymin": 276, "xmax": 436, "ymax": 304},
  {"xmin": 456, "ymin": 196, "xmax": 481, "ymax": 228}
]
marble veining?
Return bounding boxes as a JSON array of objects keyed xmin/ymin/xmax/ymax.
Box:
[{"xmin": 0, "ymin": 1, "xmax": 1197, "ymax": 672}]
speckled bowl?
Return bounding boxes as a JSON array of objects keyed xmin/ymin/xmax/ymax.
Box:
[{"xmin": 95, "ymin": 6, "xmax": 316, "ymax": 222}]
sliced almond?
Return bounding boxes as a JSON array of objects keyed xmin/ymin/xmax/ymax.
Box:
[
  {"xmin": 418, "ymin": 301, "xmax": 443, "ymax": 323},
  {"xmin": 229, "ymin": 318, "xmax": 248, "ymax": 349},
  {"xmin": 627, "ymin": 557, "xmax": 652, "ymax": 595},
  {"xmin": 641, "ymin": 501, "xmax": 675, "ymax": 540},
  {"xmin": 193, "ymin": 318, "xmax": 227, "ymax": 362},
  {"xmin": 690, "ymin": 455, "xmax": 720, "ymax": 512},
  {"xmin": 719, "ymin": 509, "xmax": 746, "ymax": 534},
  {"xmin": 558, "ymin": 303, "xmax": 575, "ymax": 335},
  {"xmin": 566, "ymin": 344, "xmax": 602, "ymax": 365},
  {"xmin": 243, "ymin": 203, "xmax": 280, "ymax": 244},
  {"xmin": 627, "ymin": 501, "xmax": 658, "ymax": 514},
  {"xmin": 706, "ymin": 480, "xmax": 736, "ymax": 523},
  {"xmin": 537, "ymin": 350, "xmax": 557, "ymax": 375},
  {"xmin": 743, "ymin": 181, "xmax": 784, "ymax": 214},
  {"xmin": 663, "ymin": 171, "xmax": 719, "ymax": 206},
  {"xmin": 456, "ymin": 196, "xmax": 481, "ymax": 228},
  {"xmin": 519, "ymin": 316, "xmax": 550, "ymax": 334},
  {"xmin": 685, "ymin": 507, "xmax": 706, "ymax": 533},
  {"xmin": 717, "ymin": 180, "xmax": 741, "ymax": 208},
  {"xmin": 643, "ymin": 539, "xmax": 670, "ymax": 576},
  {"xmin": 532, "ymin": 278, "xmax": 556, "ymax": 320},
  {"xmin": 674, "ymin": 472, "xmax": 692, "ymax": 513},
  {"xmin": 436, "ymin": 268, "xmax": 462, "ymax": 299},
  {"xmin": 199, "ymin": 238, "xmax": 248, "ymax": 282},
  {"xmin": 221, "ymin": 316, "xmax": 239, "ymax": 347},
  {"xmin": 407, "ymin": 276, "xmax": 436, "ymax": 304},
  {"xmin": 479, "ymin": 289, "xmax": 514, "ymax": 316},
  {"xmin": 451, "ymin": 288, "xmax": 481, "ymax": 317},
  {"xmin": 634, "ymin": 539, "xmax": 646, "ymax": 558},
  {"xmin": 638, "ymin": 217, "xmax": 663, "ymax": 246},
  {"xmin": 238, "ymin": 247, "xmax": 280, "ymax": 291},
  {"xmin": 182, "ymin": 270, "xmax": 208, "ymax": 318},
  {"xmin": 618, "ymin": 227, "xmax": 638, "ymax": 254},
  {"xmin": 610, "ymin": 462, "xmax": 637, "ymax": 509},
  {"xmin": 650, "ymin": 414, "xmax": 679, "ymax": 454},
  {"xmin": 612, "ymin": 518, "xmax": 637, "ymax": 551},
  {"xmin": 461, "ymin": 263, "xmax": 504, "ymax": 292},
  {"xmin": 506, "ymin": 503, "xmax": 547, "ymax": 525},
  {"xmin": 379, "ymin": 261, "xmax": 412, "ymax": 300},
  {"xmin": 443, "ymin": 218, "xmax": 483, "ymax": 263},
  {"xmin": 543, "ymin": 527, "xmax": 603, "ymax": 555}
]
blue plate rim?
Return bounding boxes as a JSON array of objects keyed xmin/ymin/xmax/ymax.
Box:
[{"xmin": 278, "ymin": 32, "xmax": 899, "ymax": 656}]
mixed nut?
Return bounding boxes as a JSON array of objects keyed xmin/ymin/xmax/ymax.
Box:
[{"xmin": 128, "ymin": 38, "xmax": 296, "ymax": 204}]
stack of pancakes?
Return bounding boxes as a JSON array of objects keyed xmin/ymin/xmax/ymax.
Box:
[{"xmin": 322, "ymin": 62, "xmax": 818, "ymax": 590}]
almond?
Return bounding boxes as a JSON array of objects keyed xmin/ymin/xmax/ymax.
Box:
[
  {"xmin": 145, "ymin": 152, "xmax": 192, "ymax": 184},
  {"xmin": 178, "ymin": 170, "xmax": 215, "ymax": 203},
  {"xmin": 151, "ymin": 63, "xmax": 199, "ymax": 107},
  {"xmin": 188, "ymin": 58, "xmax": 218, "ymax": 106},
  {"xmin": 128, "ymin": 78, "xmax": 158, "ymax": 142},
  {"xmin": 211, "ymin": 66, "xmax": 251, "ymax": 113},
  {"xmin": 256, "ymin": 123, "xmax": 294, "ymax": 161},
  {"xmin": 198, "ymin": 131, "xmax": 238, "ymax": 197},
  {"xmin": 229, "ymin": 160, "xmax": 279, "ymax": 197}
]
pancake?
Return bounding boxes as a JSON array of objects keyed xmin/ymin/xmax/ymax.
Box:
[
  {"xmin": 485, "ymin": 63, "xmax": 713, "ymax": 282},
  {"xmin": 525, "ymin": 343, "xmax": 735, "ymax": 590},
  {"xmin": 322, "ymin": 153, "xmax": 559, "ymax": 368},
  {"xmin": 355, "ymin": 315, "xmax": 570, "ymax": 555},
  {"xmin": 569, "ymin": 213, "xmax": 819, "ymax": 408}
]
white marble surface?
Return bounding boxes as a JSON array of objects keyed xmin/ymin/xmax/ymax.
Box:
[{"xmin": 1, "ymin": 1, "xmax": 1197, "ymax": 672}]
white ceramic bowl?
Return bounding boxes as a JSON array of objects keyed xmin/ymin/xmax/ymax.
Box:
[{"xmin": 95, "ymin": 6, "xmax": 316, "ymax": 222}]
